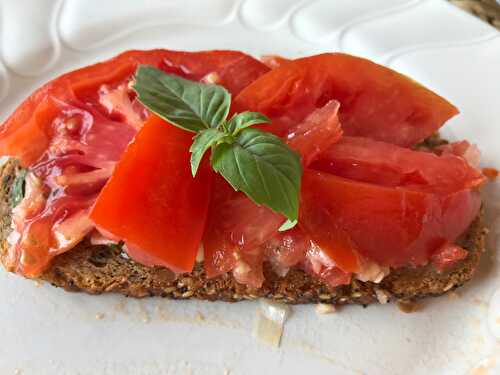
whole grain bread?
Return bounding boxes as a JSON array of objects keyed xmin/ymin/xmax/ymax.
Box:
[{"xmin": 0, "ymin": 157, "xmax": 487, "ymax": 305}]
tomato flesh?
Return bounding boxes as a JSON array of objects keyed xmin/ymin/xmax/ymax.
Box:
[
  {"xmin": 300, "ymin": 169, "xmax": 481, "ymax": 268},
  {"xmin": 265, "ymin": 226, "xmax": 352, "ymax": 287},
  {"xmin": 5, "ymin": 101, "xmax": 136, "ymax": 276},
  {"xmin": 234, "ymin": 53, "xmax": 458, "ymax": 146},
  {"xmin": 90, "ymin": 115, "xmax": 212, "ymax": 273},
  {"xmin": 312, "ymin": 136, "xmax": 485, "ymax": 194},
  {"xmin": 286, "ymin": 100, "xmax": 342, "ymax": 167},
  {"xmin": 435, "ymin": 140, "xmax": 481, "ymax": 169},
  {"xmin": 203, "ymin": 176, "xmax": 283, "ymax": 282}
]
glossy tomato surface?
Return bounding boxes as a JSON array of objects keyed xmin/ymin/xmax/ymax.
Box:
[
  {"xmin": 234, "ymin": 53, "xmax": 458, "ymax": 147},
  {"xmin": 300, "ymin": 169, "xmax": 481, "ymax": 269},
  {"xmin": 90, "ymin": 115, "xmax": 213, "ymax": 273}
]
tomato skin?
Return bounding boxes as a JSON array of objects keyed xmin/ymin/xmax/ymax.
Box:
[
  {"xmin": 90, "ymin": 115, "xmax": 213, "ymax": 273},
  {"xmin": 234, "ymin": 53, "xmax": 458, "ymax": 146},
  {"xmin": 300, "ymin": 169, "xmax": 481, "ymax": 269},
  {"xmin": 312, "ymin": 136, "xmax": 486, "ymax": 194}
]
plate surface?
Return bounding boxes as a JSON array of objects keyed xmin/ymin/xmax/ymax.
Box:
[{"xmin": 0, "ymin": 1, "xmax": 499, "ymax": 374}]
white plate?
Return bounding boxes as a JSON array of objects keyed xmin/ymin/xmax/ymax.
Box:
[{"xmin": 1, "ymin": 1, "xmax": 499, "ymax": 374}]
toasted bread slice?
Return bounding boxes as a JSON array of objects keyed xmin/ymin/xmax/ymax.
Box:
[{"xmin": 0, "ymin": 158, "xmax": 487, "ymax": 305}]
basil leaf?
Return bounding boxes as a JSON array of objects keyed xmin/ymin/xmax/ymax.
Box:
[
  {"xmin": 211, "ymin": 128, "xmax": 302, "ymax": 221},
  {"xmin": 10, "ymin": 168, "xmax": 28, "ymax": 208},
  {"xmin": 190, "ymin": 128, "xmax": 229, "ymax": 176},
  {"xmin": 279, "ymin": 219, "xmax": 297, "ymax": 232},
  {"xmin": 227, "ymin": 112, "xmax": 271, "ymax": 135},
  {"xmin": 133, "ymin": 66, "xmax": 231, "ymax": 133}
]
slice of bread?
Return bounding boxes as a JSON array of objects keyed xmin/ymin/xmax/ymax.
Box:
[{"xmin": 0, "ymin": 158, "xmax": 487, "ymax": 305}]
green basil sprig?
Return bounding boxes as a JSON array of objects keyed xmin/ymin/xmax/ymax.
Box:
[{"xmin": 133, "ymin": 66, "xmax": 302, "ymax": 229}]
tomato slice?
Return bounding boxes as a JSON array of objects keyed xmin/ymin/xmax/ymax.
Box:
[
  {"xmin": 234, "ymin": 53, "xmax": 458, "ymax": 146},
  {"xmin": 312, "ymin": 136, "xmax": 485, "ymax": 194},
  {"xmin": 90, "ymin": 115, "xmax": 212, "ymax": 272},
  {"xmin": 304, "ymin": 136, "xmax": 483, "ymax": 270},
  {"xmin": 300, "ymin": 169, "xmax": 481, "ymax": 269},
  {"xmin": 5, "ymin": 102, "xmax": 137, "ymax": 276}
]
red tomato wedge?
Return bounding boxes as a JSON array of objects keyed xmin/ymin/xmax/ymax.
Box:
[
  {"xmin": 300, "ymin": 170, "xmax": 481, "ymax": 269},
  {"xmin": 90, "ymin": 115, "xmax": 213, "ymax": 273},
  {"xmin": 312, "ymin": 136, "xmax": 486, "ymax": 194},
  {"xmin": 234, "ymin": 53, "xmax": 458, "ymax": 146}
]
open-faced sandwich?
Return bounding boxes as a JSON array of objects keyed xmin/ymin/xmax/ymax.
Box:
[{"xmin": 0, "ymin": 50, "xmax": 488, "ymax": 306}]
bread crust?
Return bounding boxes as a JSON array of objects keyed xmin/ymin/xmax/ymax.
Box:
[{"xmin": 0, "ymin": 158, "xmax": 487, "ymax": 305}]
